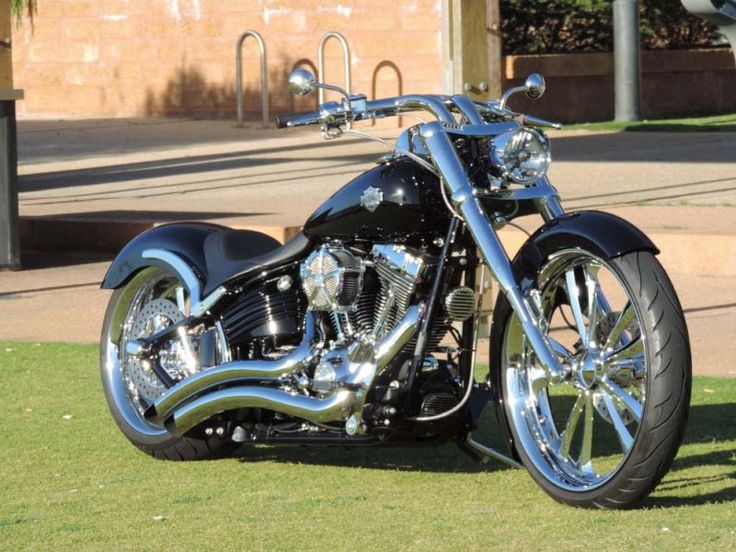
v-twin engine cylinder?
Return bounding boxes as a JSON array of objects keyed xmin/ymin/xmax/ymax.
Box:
[{"xmin": 300, "ymin": 242, "xmax": 431, "ymax": 339}]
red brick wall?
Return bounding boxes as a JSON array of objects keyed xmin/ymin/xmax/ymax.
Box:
[{"xmin": 11, "ymin": 0, "xmax": 444, "ymax": 120}]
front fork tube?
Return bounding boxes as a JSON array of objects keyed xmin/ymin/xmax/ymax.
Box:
[
  {"xmin": 420, "ymin": 123, "xmax": 566, "ymax": 383},
  {"xmin": 460, "ymin": 196, "xmax": 564, "ymax": 383}
]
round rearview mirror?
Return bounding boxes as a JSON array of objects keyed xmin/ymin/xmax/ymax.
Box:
[
  {"xmin": 524, "ymin": 73, "xmax": 546, "ymax": 100},
  {"xmin": 288, "ymin": 69, "xmax": 315, "ymax": 96}
]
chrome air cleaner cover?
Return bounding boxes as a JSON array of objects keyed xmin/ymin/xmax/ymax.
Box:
[{"xmin": 300, "ymin": 245, "xmax": 364, "ymax": 311}]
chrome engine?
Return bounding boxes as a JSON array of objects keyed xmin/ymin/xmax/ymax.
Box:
[
  {"xmin": 299, "ymin": 244, "xmax": 433, "ymax": 414},
  {"xmin": 145, "ymin": 242, "xmax": 440, "ymax": 438}
]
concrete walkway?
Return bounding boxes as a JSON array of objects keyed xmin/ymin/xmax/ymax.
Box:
[{"xmin": 1, "ymin": 117, "xmax": 735, "ymax": 377}]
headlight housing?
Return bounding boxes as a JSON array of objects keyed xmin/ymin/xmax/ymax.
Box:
[{"xmin": 489, "ymin": 127, "xmax": 550, "ymax": 185}]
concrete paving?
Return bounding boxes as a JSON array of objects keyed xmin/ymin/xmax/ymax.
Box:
[
  {"xmin": 1, "ymin": 117, "xmax": 735, "ymax": 377},
  {"xmin": 0, "ymin": 255, "xmax": 733, "ymax": 377}
]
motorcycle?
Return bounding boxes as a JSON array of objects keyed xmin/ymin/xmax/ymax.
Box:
[{"xmin": 99, "ymin": 69, "xmax": 691, "ymax": 508}]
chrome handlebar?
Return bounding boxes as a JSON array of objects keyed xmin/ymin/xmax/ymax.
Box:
[
  {"xmin": 275, "ymin": 93, "xmax": 561, "ymax": 131},
  {"xmin": 276, "ymin": 94, "xmax": 457, "ymax": 129},
  {"xmin": 278, "ymin": 69, "xmax": 561, "ymax": 132}
]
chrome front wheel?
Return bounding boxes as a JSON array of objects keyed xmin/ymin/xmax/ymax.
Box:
[{"xmin": 491, "ymin": 249, "xmax": 691, "ymax": 508}]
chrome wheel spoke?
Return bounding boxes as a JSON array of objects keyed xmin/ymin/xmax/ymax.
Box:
[
  {"xmin": 548, "ymin": 337, "xmax": 573, "ymax": 360},
  {"xmin": 529, "ymin": 367, "xmax": 549, "ymax": 395},
  {"xmin": 606, "ymin": 335, "xmax": 643, "ymax": 365},
  {"xmin": 565, "ymin": 269, "xmax": 589, "ymax": 346},
  {"xmin": 603, "ymin": 301, "xmax": 636, "ymax": 352},
  {"xmin": 589, "ymin": 264, "xmax": 613, "ymax": 316},
  {"xmin": 579, "ymin": 392, "xmax": 595, "ymax": 471},
  {"xmin": 584, "ymin": 264, "xmax": 605, "ymax": 347},
  {"xmin": 601, "ymin": 379, "xmax": 642, "ymax": 423},
  {"xmin": 586, "ymin": 288, "xmax": 600, "ymax": 348},
  {"xmin": 608, "ymin": 355, "xmax": 646, "ymax": 379},
  {"xmin": 601, "ymin": 392, "xmax": 634, "ymax": 454},
  {"xmin": 558, "ymin": 392, "xmax": 585, "ymax": 459},
  {"xmin": 175, "ymin": 286, "xmax": 188, "ymax": 315}
]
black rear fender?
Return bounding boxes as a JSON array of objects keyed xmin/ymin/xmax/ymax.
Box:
[{"xmin": 100, "ymin": 223, "xmax": 281, "ymax": 298}]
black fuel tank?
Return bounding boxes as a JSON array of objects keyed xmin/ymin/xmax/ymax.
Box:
[{"xmin": 303, "ymin": 157, "xmax": 447, "ymax": 242}]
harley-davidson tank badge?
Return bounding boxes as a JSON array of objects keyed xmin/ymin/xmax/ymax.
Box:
[{"xmin": 360, "ymin": 186, "xmax": 383, "ymax": 212}]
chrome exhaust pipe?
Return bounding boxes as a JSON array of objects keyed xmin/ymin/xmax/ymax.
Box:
[
  {"xmin": 375, "ymin": 305, "xmax": 423, "ymax": 367},
  {"xmin": 153, "ymin": 305, "xmax": 423, "ymax": 435},
  {"xmin": 144, "ymin": 312, "xmax": 317, "ymax": 424},
  {"xmin": 165, "ymin": 388, "xmax": 354, "ymax": 437}
]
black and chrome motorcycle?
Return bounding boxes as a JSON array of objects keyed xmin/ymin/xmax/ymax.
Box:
[{"xmin": 100, "ymin": 70, "xmax": 691, "ymax": 508}]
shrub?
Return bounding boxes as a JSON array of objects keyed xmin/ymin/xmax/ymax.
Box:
[{"xmin": 501, "ymin": 0, "xmax": 723, "ymax": 54}]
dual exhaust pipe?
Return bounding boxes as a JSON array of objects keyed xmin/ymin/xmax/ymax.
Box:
[{"xmin": 146, "ymin": 306, "xmax": 422, "ymax": 436}]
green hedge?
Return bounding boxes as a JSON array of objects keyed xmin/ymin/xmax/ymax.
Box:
[{"xmin": 501, "ymin": 0, "xmax": 723, "ymax": 54}]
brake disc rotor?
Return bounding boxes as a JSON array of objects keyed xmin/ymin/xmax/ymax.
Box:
[{"xmin": 124, "ymin": 299, "xmax": 184, "ymax": 403}]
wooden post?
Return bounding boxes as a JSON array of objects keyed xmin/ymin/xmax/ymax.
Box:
[
  {"xmin": 486, "ymin": 0, "xmax": 503, "ymax": 98},
  {"xmin": 443, "ymin": 0, "xmax": 491, "ymax": 99},
  {"xmin": 1, "ymin": 2, "xmax": 12, "ymax": 88}
]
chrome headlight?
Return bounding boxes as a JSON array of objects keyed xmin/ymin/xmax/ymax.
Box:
[{"xmin": 489, "ymin": 127, "xmax": 550, "ymax": 185}]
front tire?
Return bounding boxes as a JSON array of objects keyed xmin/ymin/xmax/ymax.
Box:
[
  {"xmin": 490, "ymin": 250, "xmax": 691, "ymax": 508},
  {"xmin": 100, "ymin": 267, "xmax": 236, "ymax": 461}
]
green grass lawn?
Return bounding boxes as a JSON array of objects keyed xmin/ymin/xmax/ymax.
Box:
[
  {"xmin": 1, "ymin": 342, "xmax": 734, "ymax": 550},
  {"xmin": 564, "ymin": 112, "xmax": 736, "ymax": 133}
]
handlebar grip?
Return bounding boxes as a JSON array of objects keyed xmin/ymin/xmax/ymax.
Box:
[{"xmin": 275, "ymin": 111, "xmax": 319, "ymax": 129}]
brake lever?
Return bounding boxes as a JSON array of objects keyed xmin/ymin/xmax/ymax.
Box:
[
  {"xmin": 318, "ymin": 94, "xmax": 376, "ymax": 140},
  {"xmin": 519, "ymin": 114, "xmax": 563, "ymax": 131},
  {"xmin": 478, "ymin": 101, "xmax": 562, "ymax": 130}
]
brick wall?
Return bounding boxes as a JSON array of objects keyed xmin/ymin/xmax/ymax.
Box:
[{"xmin": 11, "ymin": 0, "xmax": 444, "ymax": 119}]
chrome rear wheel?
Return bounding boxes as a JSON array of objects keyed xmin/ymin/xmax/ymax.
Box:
[{"xmin": 100, "ymin": 267, "xmax": 235, "ymax": 460}]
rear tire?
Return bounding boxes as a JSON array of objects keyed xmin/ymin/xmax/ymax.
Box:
[
  {"xmin": 100, "ymin": 268, "xmax": 236, "ymax": 461},
  {"xmin": 491, "ymin": 250, "xmax": 691, "ymax": 508}
]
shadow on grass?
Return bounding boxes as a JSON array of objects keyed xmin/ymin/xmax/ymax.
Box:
[
  {"xmin": 235, "ymin": 407, "xmax": 514, "ymax": 474},
  {"xmin": 235, "ymin": 403, "xmax": 736, "ymax": 505},
  {"xmin": 643, "ymin": 403, "xmax": 736, "ymax": 508},
  {"xmin": 237, "ymin": 440, "xmax": 503, "ymax": 474}
]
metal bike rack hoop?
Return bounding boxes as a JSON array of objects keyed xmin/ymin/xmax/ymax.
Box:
[
  {"xmin": 317, "ymin": 31, "xmax": 352, "ymax": 104},
  {"xmin": 236, "ymin": 30, "xmax": 269, "ymax": 128}
]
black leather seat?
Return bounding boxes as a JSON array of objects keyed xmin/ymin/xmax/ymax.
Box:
[{"xmin": 203, "ymin": 230, "xmax": 312, "ymax": 294}]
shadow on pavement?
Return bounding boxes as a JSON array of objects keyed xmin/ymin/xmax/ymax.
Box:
[
  {"xmin": 17, "ymin": 251, "xmax": 112, "ymax": 270},
  {"xmin": 551, "ymin": 131, "xmax": 736, "ymax": 164},
  {"xmin": 22, "ymin": 209, "xmax": 263, "ymax": 222},
  {"xmin": 19, "ymin": 151, "xmax": 378, "ymax": 196},
  {"xmin": 627, "ymin": 123, "xmax": 736, "ymax": 133}
]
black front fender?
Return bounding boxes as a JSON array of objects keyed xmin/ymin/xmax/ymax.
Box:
[
  {"xmin": 513, "ymin": 210, "xmax": 659, "ymax": 284},
  {"xmin": 101, "ymin": 223, "xmax": 226, "ymax": 290}
]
